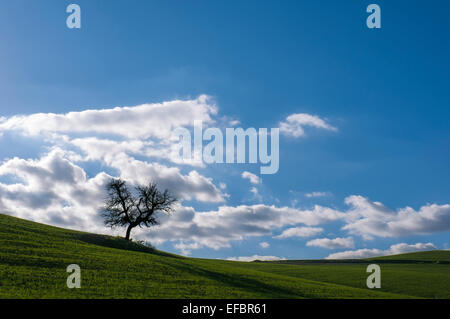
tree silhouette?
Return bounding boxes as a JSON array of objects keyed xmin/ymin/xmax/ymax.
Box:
[{"xmin": 102, "ymin": 178, "xmax": 177, "ymax": 241}]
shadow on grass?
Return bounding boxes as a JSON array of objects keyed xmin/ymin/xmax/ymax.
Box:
[
  {"xmin": 162, "ymin": 260, "xmax": 305, "ymax": 298},
  {"xmin": 74, "ymin": 233, "xmax": 180, "ymax": 259}
]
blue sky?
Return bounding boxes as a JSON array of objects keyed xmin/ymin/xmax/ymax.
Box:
[{"xmin": 0, "ymin": 0, "xmax": 449, "ymax": 260}]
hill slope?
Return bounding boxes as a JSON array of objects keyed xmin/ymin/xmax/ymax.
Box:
[
  {"xmin": 369, "ymin": 250, "xmax": 450, "ymax": 263},
  {"xmin": 0, "ymin": 213, "xmax": 448, "ymax": 298}
]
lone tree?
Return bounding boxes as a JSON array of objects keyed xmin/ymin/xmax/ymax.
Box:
[{"xmin": 102, "ymin": 178, "xmax": 177, "ymax": 241}]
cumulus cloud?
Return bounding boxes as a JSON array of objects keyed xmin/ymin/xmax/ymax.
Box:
[
  {"xmin": 0, "ymin": 150, "xmax": 447, "ymax": 256},
  {"xmin": 274, "ymin": 226, "xmax": 323, "ymax": 239},
  {"xmin": 326, "ymin": 242, "xmax": 437, "ymax": 259},
  {"xmin": 0, "ymin": 96, "xmax": 222, "ymax": 169},
  {"xmin": 1, "ymin": 148, "xmax": 224, "ymax": 205},
  {"xmin": 342, "ymin": 195, "xmax": 450, "ymax": 240},
  {"xmin": 242, "ymin": 171, "xmax": 261, "ymax": 185},
  {"xmin": 306, "ymin": 237, "xmax": 355, "ymax": 249},
  {"xmin": 161, "ymin": 197, "xmax": 450, "ymax": 252},
  {"xmin": 0, "ymin": 97, "xmax": 226, "ymax": 205},
  {"xmin": 259, "ymin": 242, "xmax": 270, "ymax": 248},
  {"xmin": 173, "ymin": 242, "xmax": 202, "ymax": 256},
  {"xmin": 1, "ymin": 97, "xmax": 449, "ymax": 257},
  {"xmin": 103, "ymin": 152, "xmax": 224, "ymax": 203},
  {"xmin": 0, "ymin": 95, "xmax": 217, "ymax": 140},
  {"xmin": 0, "ymin": 149, "xmax": 111, "ymax": 233},
  {"xmin": 0, "ymin": 96, "xmax": 231, "ymax": 238},
  {"xmin": 146, "ymin": 204, "xmax": 345, "ymax": 252},
  {"xmin": 70, "ymin": 136, "xmax": 204, "ymax": 168},
  {"xmin": 0, "ymin": 97, "xmax": 345, "ymax": 255},
  {"xmin": 279, "ymin": 113, "xmax": 337, "ymax": 138},
  {"xmin": 0, "ymin": 149, "xmax": 225, "ymax": 244},
  {"xmin": 227, "ymin": 255, "xmax": 285, "ymax": 262}
]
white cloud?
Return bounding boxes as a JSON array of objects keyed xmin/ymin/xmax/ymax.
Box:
[
  {"xmin": 227, "ymin": 255, "xmax": 285, "ymax": 262},
  {"xmin": 241, "ymin": 171, "xmax": 261, "ymax": 184},
  {"xmin": 274, "ymin": 226, "xmax": 323, "ymax": 239},
  {"xmin": 70, "ymin": 136, "xmax": 205, "ymax": 168},
  {"xmin": 1, "ymin": 98, "xmax": 449, "ymax": 257},
  {"xmin": 0, "ymin": 148, "xmax": 224, "ymax": 205},
  {"xmin": 306, "ymin": 237, "xmax": 355, "ymax": 249},
  {"xmin": 0, "ymin": 97, "xmax": 227, "ymax": 205},
  {"xmin": 103, "ymin": 152, "xmax": 225, "ymax": 203},
  {"xmin": 259, "ymin": 242, "xmax": 270, "ymax": 248},
  {"xmin": 69, "ymin": 137, "xmax": 147, "ymax": 161},
  {"xmin": 0, "ymin": 97, "xmax": 345, "ymax": 254},
  {"xmin": 0, "ymin": 95, "xmax": 217, "ymax": 140},
  {"xmin": 279, "ymin": 113, "xmax": 337, "ymax": 138},
  {"xmin": 163, "ymin": 197, "xmax": 450, "ymax": 252},
  {"xmin": 173, "ymin": 242, "xmax": 202, "ymax": 256},
  {"xmin": 147, "ymin": 204, "xmax": 345, "ymax": 251},
  {"xmin": 326, "ymin": 242, "xmax": 437, "ymax": 259},
  {"xmin": 0, "ymin": 148, "xmax": 227, "ymax": 251},
  {"xmin": 0, "ymin": 96, "xmax": 222, "ymax": 169},
  {"xmin": 0, "ymin": 150, "xmax": 447, "ymax": 255},
  {"xmin": 342, "ymin": 195, "xmax": 450, "ymax": 239},
  {"xmin": 0, "ymin": 149, "xmax": 111, "ymax": 234},
  {"xmin": 305, "ymin": 192, "xmax": 329, "ymax": 198},
  {"xmin": 249, "ymin": 187, "xmax": 263, "ymax": 202}
]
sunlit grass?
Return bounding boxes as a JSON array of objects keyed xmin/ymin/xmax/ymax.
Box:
[{"xmin": 0, "ymin": 213, "xmax": 448, "ymax": 299}]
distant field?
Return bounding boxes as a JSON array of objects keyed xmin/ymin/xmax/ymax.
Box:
[
  {"xmin": 0, "ymin": 213, "xmax": 448, "ymax": 298},
  {"xmin": 369, "ymin": 250, "xmax": 450, "ymax": 263}
]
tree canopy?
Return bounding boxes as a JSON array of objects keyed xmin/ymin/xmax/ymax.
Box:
[{"xmin": 102, "ymin": 178, "xmax": 177, "ymax": 240}]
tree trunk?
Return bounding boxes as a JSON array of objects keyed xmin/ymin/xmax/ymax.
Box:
[{"xmin": 125, "ymin": 225, "xmax": 133, "ymax": 241}]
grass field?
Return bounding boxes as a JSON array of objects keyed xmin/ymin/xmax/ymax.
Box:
[{"xmin": 0, "ymin": 213, "xmax": 449, "ymax": 299}]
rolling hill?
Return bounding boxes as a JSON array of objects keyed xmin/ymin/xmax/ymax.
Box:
[{"xmin": 0, "ymin": 213, "xmax": 448, "ymax": 299}]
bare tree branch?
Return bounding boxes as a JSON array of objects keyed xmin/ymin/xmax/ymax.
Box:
[{"xmin": 101, "ymin": 178, "xmax": 177, "ymax": 240}]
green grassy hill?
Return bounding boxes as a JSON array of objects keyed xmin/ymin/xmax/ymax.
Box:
[
  {"xmin": 369, "ymin": 250, "xmax": 450, "ymax": 263},
  {"xmin": 0, "ymin": 213, "xmax": 448, "ymax": 299}
]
